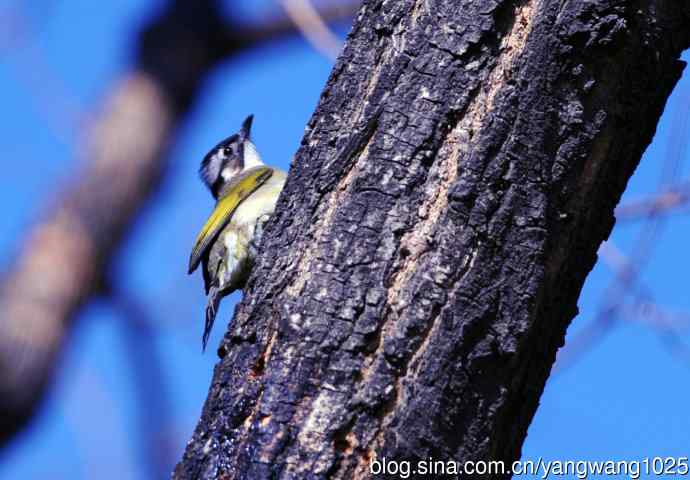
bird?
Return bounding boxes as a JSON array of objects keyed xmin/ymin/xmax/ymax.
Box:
[{"xmin": 188, "ymin": 115, "xmax": 286, "ymax": 350}]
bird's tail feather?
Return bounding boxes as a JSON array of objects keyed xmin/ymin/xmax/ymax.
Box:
[{"xmin": 203, "ymin": 287, "xmax": 221, "ymax": 351}]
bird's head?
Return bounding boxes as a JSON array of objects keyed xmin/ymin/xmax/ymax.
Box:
[{"xmin": 199, "ymin": 114, "xmax": 263, "ymax": 198}]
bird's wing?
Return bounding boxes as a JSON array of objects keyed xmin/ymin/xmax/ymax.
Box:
[{"xmin": 188, "ymin": 166, "xmax": 273, "ymax": 274}]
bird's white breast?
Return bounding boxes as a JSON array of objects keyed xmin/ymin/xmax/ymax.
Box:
[{"xmin": 229, "ymin": 170, "xmax": 286, "ymax": 229}]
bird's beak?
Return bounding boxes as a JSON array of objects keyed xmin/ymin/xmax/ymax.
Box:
[{"xmin": 240, "ymin": 114, "xmax": 254, "ymax": 141}]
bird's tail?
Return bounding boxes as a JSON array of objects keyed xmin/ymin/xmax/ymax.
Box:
[{"xmin": 203, "ymin": 287, "xmax": 221, "ymax": 351}]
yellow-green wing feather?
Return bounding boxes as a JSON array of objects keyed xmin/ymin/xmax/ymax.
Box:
[{"xmin": 188, "ymin": 166, "xmax": 273, "ymax": 274}]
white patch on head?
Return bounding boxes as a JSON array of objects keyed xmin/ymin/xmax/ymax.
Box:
[
  {"xmin": 217, "ymin": 141, "xmax": 264, "ymax": 183},
  {"xmin": 243, "ymin": 141, "xmax": 263, "ymax": 169},
  {"xmin": 220, "ymin": 164, "xmax": 235, "ymax": 182}
]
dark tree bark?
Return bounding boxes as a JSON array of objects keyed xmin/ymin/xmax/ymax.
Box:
[{"xmin": 176, "ymin": 0, "xmax": 690, "ymax": 478}]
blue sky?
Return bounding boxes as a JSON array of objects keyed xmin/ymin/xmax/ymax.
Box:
[{"xmin": 0, "ymin": 1, "xmax": 688, "ymax": 478}]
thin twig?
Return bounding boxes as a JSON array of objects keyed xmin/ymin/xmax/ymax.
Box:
[
  {"xmin": 108, "ymin": 286, "xmax": 176, "ymax": 480},
  {"xmin": 615, "ymin": 185, "xmax": 690, "ymax": 220},
  {"xmin": 280, "ymin": 0, "xmax": 345, "ymax": 61},
  {"xmin": 555, "ymin": 91, "xmax": 690, "ymax": 375}
]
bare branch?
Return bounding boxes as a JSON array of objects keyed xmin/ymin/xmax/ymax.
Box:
[
  {"xmin": 109, "ymin": 287, "xmax": 177, "ymax": 480},
  {"xmin": 554, "ymin": 88, "xmax": 690, "ymax": 375},
  {"xmin": 280, "ymin": 0, "xmax": 345, "ymax": 61},
  {"xmin": 615, "ymin": 185, "xmax": 690, "ymax": 219}
]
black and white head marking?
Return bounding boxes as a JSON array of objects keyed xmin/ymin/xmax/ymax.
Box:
[{"xmin": 199, "ymin": 115, "xmax": 256, "ymax": 198}]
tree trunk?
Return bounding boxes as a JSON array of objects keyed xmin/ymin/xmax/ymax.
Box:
[{"xmin": 175, "ymin": 0, "xmax": 689, "ymax": 478}]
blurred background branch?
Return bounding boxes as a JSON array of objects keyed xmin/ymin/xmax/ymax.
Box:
[
  {"xmin": 280, "ymin": 0, "xmax": 344, "ymax": 61},
  {"xmin": 555, "ymin": 94, "xmax": 690, "ymax": 375},
  {"xmin": 0, "ymin": 0, "xmax": 359, "ymax": 449},
  {"xmin": 615, "ymin": 183, "xmax": 690, "ymax": 219},
  {"xmin": 108, "ymin": 285, "xmax": 176, "ymax": 480}
]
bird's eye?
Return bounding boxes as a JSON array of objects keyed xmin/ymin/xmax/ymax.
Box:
[{"xmin": 223, "ymin": 145, "xmax": 233, "ymax": 155}]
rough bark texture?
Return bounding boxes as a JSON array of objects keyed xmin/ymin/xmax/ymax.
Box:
[{"xmin": 176, "ymin": 0, "xmax": 690, "ymax": 478}]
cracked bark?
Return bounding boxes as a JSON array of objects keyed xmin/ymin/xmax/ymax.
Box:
[{"xmin": 176, "ymin": 0, "xmax": 690, "ymax": 478}]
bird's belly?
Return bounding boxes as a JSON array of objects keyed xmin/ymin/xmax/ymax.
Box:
[
  {"xmin": 209, "ymin": 226, "xmax": 251, "ymax": 294},
  {"xmin": 230, "ymin": 187, "xmax": 279, "ymax": 227},
  {"xmin": 209, "ymin": 175, "xmax": 285, "ymax": 294}
]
